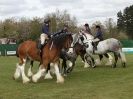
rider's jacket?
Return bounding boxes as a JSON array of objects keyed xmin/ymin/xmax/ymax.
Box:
[
  {"xmin": 53, "ymin": 29, "xmax": 68, "ymax": 37},
  {"xmin": 42, "ymin": 24, "xmax": 50, "ymax": 35},
  {"xmin": 94, "ymin": 31, "xmax": 103, "ymax": 41}
]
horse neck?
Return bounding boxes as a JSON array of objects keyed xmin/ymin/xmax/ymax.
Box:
[
  {"xmin": 74, "ymin": 43, "xmax": 83, "ymax": 55},
  {"xmin": 86, "ymin": 33, "xmax": 94, "ymax": 39},
  {"xmin": 52, "ymin": 35, "xmax": 68, "ymax": 50}
]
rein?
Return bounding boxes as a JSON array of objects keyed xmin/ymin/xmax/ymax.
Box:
[
  {"xmin": 50, "ymin": 41, "xmax": 53, "ymax": 50},
  {"xmin": 80, "ymin": 33, "xmax": 94, "ymax": 48}
]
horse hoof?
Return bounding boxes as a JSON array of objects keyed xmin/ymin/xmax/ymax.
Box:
[
  {"xmin": 122, "ymin": 63, "xmax": 126, "ymax": 68},
  {"xmin": 84, "ymin": 66, "xmax": 89, "ymax": 68},
  {"xmin": 56, "ymin": 80, "xmax": 64, "ymax": 84},
  {"xmin": 44, "ymin": 75, "xmax": 53, "ymax": 79},
  {"xmin": 27, "ymin": 72, "xmax": 33, "ymax": 78},
  {"xmin": 32, "ymin": 75, "xmax": 38, "ymax": 83},
  {"xmin": 63, "ymin": 74, "xmax": 67, "ymax": 77},
  {"xmin": 56, "ymin": 77, "xmax": 64, "ymax": 84},
  {"xmin": 12, "ymin": 76, "xmax": 19, "ymax": 80},
  {"xmin": 92, "ymin": 65, "xmax": 96, "ymax": 68},
  {"xmin": 23, "ymin": 78, "xmax": 30, "ymax": 84},
  {"xmin": 112, "ymin": 64, "xmax": 116, "ymax": 68},
  {"xmin": 13, "ymin": 72, "xmax": 21, "ymax": 80}
]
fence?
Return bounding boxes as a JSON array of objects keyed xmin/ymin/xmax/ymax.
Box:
[
  {"xmin": 0, "ymin": 40, "xmax": 133, "ymax": 56},
  {"xmin": 121, "ymin": 40, "xmax": 133, "ymax": 48},
  {"xmin": 121, "ymin": 40, "xmax": 133, "ymax": 53},
  {"xmin": 0, "ymin": 44, "xmax": 18, "ymax": 56}
]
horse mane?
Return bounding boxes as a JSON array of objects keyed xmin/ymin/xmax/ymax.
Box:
[{"xmin": 51, "ymin": 33, "xmax": 70, "ymax": 47}]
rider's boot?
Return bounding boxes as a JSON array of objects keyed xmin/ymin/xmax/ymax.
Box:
[{"xmin": 38, "ymin": 42, "xmax": 43, "ymax": 51}]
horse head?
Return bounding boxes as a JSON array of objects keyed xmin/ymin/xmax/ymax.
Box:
[
  {"xmin": 64, "ymin": 33, "xmax": 73, "ymax": 50},
  {"xmin": 67, "ymin": 33, "xmax": 81, "ymax": 54},
  {"xmin": 78, "ymin": 31, "xmax": 94, "ymax": 45}
]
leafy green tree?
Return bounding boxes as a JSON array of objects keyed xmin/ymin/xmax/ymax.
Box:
[
  {"xmin": 29, "ymin": 17, "xmax": 42, "ymax": 40},
  {"xmin": 45, "ymin": 10, "xmax": 78, "ymax": 33},
  {"xmin": 117, "ymin": 5, "xmax": 133, "ymax": 39},
  {"xmin": 117, "ymin": 11, "xmax": 124, "ymax": 31},
  {"xmin": 0, "ymin": 18, "xmax": 18, "ymax": 38}
]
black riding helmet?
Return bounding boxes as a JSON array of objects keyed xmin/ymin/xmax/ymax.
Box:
[
  {"xmin": 44, "ymin": 19, "xmax": 51, "ymax": 24},
  {"xmin": 96, "ymin": 25, "xmax": 101, "ymax": 29},
  {"xmin": 84, "ymin": 23, "xmax": 89, "ymax": 27}
]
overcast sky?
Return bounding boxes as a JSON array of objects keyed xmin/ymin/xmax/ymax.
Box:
[{"xmin": 0, "ymin": 0, "xmax": 133, "ymax": 25}]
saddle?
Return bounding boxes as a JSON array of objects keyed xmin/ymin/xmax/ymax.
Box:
[{"xmin": 37, "ymin": 39, "xmax": 48, "ymax": 50}]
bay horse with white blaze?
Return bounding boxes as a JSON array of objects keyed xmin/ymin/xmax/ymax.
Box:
[{"xmin": 14, "ymin": 33, "xmax": 73, "ymax": 83}]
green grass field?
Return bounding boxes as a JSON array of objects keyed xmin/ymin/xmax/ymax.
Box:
[{"xmin": 0, "ymin": 54, "xmax": 133, "ymax": 99}]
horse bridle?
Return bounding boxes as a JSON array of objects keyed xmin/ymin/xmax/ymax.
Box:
[{"xmin": 79, "ymin": 33, "xmax": 93, "ymax": 48}]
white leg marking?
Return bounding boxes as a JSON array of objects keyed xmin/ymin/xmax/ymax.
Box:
[
  {"xmin": 95, "ymin": 59, "xmax": 102, "ymax": 65},
  {"xmin": 44, "ymin": 70, "xmax": 53, "ymax": 79},
  {"xmin": 84, "ymin": 54, "xmax": 90, "ymax": 68},
  {"xmin": 32, "ymin": 67, "xmax": 46, "ymax": 83},
  {"xmin": 120, "ymin": 52, "xmax": 126, "ymax": 63},
  {"xmin": 105, "ymin": 54, "xmax": 113, "ymax": 66},
  {"xmin": 82, "ymin": 60, "xmax": 84, "ymax": 63},
  {"xmin": 54, "ymin": 63, "xmax": 64, "ymax": 83},
  {"xmin": 67, "ymin": 48, "xmax": 73, "ymax": 54},
  {"xmin": 27, "ymin": 66, "xmax": 33, "ymax": 77},
  {"xmin": 14, "ymin": 63, "xmax": 21, "ymax": 79},
  {"xmin": 50, "ymin": 63, "xmax": 55, "ymax": 74},
  {"xmin": 84, "ymin": 61, "xmax": 90, "ymax": 68},
  {"xmin": 67, "ymin": 60, "xmax": 73, "ymax": 67},
  {"xmin": 20, "ymin": 62, "xmax": 30, "ymax": 83}
]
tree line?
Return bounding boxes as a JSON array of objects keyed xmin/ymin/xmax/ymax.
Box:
[
  {"xmin": 0, "ymin": 5, "xmax": 132, "ymax": 43},
  {"xmin": 117, "ymin": 5, "xmax": 133, "ymax": 39}
]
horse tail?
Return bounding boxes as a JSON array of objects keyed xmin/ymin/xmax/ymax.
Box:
[
  {"xmin": 119, "ymin": 49, "xmax": 126, "ymax": 63},
  {"xmin": 16, "ymin": 46, "xmax": 19, "ymax": 57},
  {"xmin": 118, "ymin": 40, "xmax": 122, "ymax": 48},
  {"xmin": 118, "ymin": 40, "xmax": 126, "ymax": 67},
  {"xmin": 108, "ymin": 53, "xmax": 113, "ymax": 61}
]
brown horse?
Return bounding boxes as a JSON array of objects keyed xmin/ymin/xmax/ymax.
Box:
[
  {"xmin": 14, "ymin": 33, "xmax": 73, "ymax": 83},
  {"xmin": 32, "ymin": 33, "xmax": 73, "ymax": 83},
  {"xmin": 61, "ymin": 42, "xmax": 86, "ymax": 75},
  {"xmin": 14, "ymin": 40, "xmax": 41, "ymax": 83}
]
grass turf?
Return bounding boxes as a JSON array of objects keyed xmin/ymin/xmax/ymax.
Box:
[{"xmin": 0, "ymin": 54, "xmax": 133, "ymax": 99}]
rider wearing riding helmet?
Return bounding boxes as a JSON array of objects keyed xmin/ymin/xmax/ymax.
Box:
[
  {"xmin": 61, "ymin": 24, "xmax": 69, "ymax": 33},
  {"xmin": 52, "ymin": 24, "xmax": 69, "ymax": 59},
  {"xmin": 84, "ymin": 23, "xmax": 92, "ymax": 35},
  {"xmin": 39, "ymin": 19, "xmax": 51, "ymax": 49},
  {"xmin": 52, "ymin": 24, "xmax": 69, "ymax": 37},
  {"xmin": 92, "ymin": 25, "xmax": 103, "ymax": 52}
]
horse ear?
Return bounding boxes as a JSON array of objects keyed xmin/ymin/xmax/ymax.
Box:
[
  {"xmin": 67, "ymin": 33, "xmax": 72, "ymax": 36},
  {"xmin": 67, "ymin": 33, "xmax": 71, "ymax": 35},
  {"xmin": 71, "ymin": 33, "xmax": 75, "ymax": 35},
  {"xmin": 78, "ymin": 31, "xmax": 82, "ymax": 36}
]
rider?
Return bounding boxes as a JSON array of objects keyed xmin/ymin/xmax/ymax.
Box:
[
  {"xmin": 51, "ymin": 24, "xmax": 70, "ymax": 61},
  {"xmin": 52, "ymin": 24, "xmax": 69, "ymax": 37},
  {"xmin": 39, "ymin": 19, "xmax": 51, "ymax": 50},
  {"xmin": 92, "ymin": 25, "xmax": 103, "ymax": 53},
  {"xmin": 84, "ymin": 23, "xmax": 92, "ymax": 35},
  {"xmin": 60, "ymin": 24, "xmax": 69, "ymax": 33}
]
